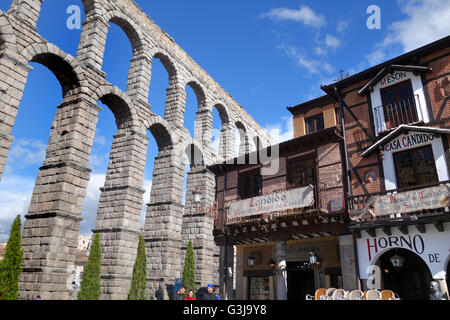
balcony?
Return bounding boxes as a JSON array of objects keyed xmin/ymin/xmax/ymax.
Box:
[
  {"xmin": 374, "ymin": 94, "xmax": 423, "ymax": 134},
  {"xmin": 347, "ymin": 180, "xmax": 450, "ymax": 226}
]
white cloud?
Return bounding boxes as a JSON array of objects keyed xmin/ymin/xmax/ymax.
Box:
[
  {"xmin": 325, "ymin": 34, "xmax": 341, "ymax": 49},
  {"xmin": 278, "ymin": 43, "xmax": 334, "ymax": 75},
  {"xmin": 0, "ymin": 174, "xmax": 35, "ymax": 241},
  {"xmin": 6, "ymin": 139, "xmax": 46, "ymax": 169},
  {"xmin": 260, "ymin": 5, "xmax": 326, "ymax": 28},
  {"xmin": 366, "ymin": 0, "xmax": 450, "ymax": 66},
  {"xmin": 315, "ymin": 47, "xmax": 327, "ymax": 55},
  {"xmin": 337, "ymin": 21, "xmax": 350, "ymax": 33},
  {"xmin": 264, "ymin": 117, "xmax": 294, "ymax": 144}
]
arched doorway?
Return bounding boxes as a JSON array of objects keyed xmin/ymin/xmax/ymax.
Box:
[{"xmin": 376, "ymin": 248, "xmax": 432, "ymax": 300}]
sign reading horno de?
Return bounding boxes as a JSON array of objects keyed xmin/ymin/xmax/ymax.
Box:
[{"xmin": 227, "ymin": 185, "xmax": 314, "ymax": 220}]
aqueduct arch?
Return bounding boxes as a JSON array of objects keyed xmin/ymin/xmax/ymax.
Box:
[{"xmin": 0, "ymin": 0, "xmax": 274, "ymax": 300}]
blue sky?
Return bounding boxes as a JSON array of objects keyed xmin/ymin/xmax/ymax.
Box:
[{"xmin": 0, "ymin": 0, "xmax": 449, "ymax": 240}]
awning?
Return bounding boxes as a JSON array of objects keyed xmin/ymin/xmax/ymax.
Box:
[
  {"xmin": 361, "ymin": 125, "xmax": 450, "ymax": 157},
  {"xmin": 358, "ymin": 64, "xmax": 431, "ymax": 96}
]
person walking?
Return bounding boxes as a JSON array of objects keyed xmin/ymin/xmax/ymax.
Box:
[
  {"xmin": 155, "ymin": 282, "xmax": 165, "ymax": 300},
  {"xmin": 173, "ymin": 286, "xmax": 186, "ymax": 300},
  {"xmin": 201, "ymin": 284, "xmax": 218, "ymax": 300},
  {"xmin": 184, "ymin": 290, "xmax": 196, "ymax": 300},
  {"xmin": 214, "ymin": 287, "xmax": 221, "ymax": 300}
]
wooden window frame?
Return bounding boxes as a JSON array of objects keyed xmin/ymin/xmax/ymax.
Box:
[
  {"xmin": 393, "ymin": 144, "xmax": 439, "ymax": 190},
  {"xmin": 305, "ymin": 114, "xmax": 324, "ymax": 134},
  {"xmin": 286, "ymin": 154, "xmax": 318, "ymax": 189},
  {"xmin": 238, "ymin": 168, "xmax": 262, "ymax": 200}
]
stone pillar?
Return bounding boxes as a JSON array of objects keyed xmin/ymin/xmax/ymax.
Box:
[
  {"xmin": 144, "ymin": 147, "xmax": 185, "ymax": 300},
  {"xmin": 8, "ymin": 0, "xmax": 44, "ymax": 29},
  {"xmin": 219, "ymin": 244, "xmax": 235, "ymax": 300},
  {"xmin": 164, "ymin": 84, "xmax": 186, "ymax": 129},
  {"xmin": 220, "ymin": 123, "xmax": 235, "ymax": 161},
  {"xmin": 181, "ymin": 166, "xmax": 216, "ymax": 288},
  {"xmin": 19, "ymin": 96, "xmax": 100, "ymax": 300},
  {"xmin": 339, "ymin": 235, "xmax": 360, "ymax": 291},
  {"xmin": 275, "ymin": 240, "xmax": 287, "ymax": 300},
  {"xmin": 126, "ymin": 52, "xmax": 152, "ymax": 104},
  {"xmin": 93, "ymin": 128, "xmax": 148, "ymax": 300},
  {"xmin": 238, "ymin": 130, "xmax": 250, "ymax": 156},
  {"xmin": 0, "ymin": 54, "xmax": 31, "ymax": 181},
  {"xmin": 194, "ymin": 109, "xmax": 212, "ymax": 150},
  {"xmin": 76, "ymin": 17, "xmax": 110, "ymax": 73}
]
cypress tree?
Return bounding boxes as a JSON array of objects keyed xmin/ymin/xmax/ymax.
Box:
[
  {"xmin": 128, "ymin": 234, "xmax": 147, "ymax": 300},
  {"xmin": 182, "ymin": 240, "xmax": 196, "ymax": 298},
  {"xmin": 0, "ymin": 215, "xmax": 23, "ymax": 300},
  {"xmin": 78, "ymin": 233, "xmax": 101, "ymax": 300}
]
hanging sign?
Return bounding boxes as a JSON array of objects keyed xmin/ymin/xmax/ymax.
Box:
[{"xmin": 227, "ymin": 185, "xmax": 314, "ymax": 220}]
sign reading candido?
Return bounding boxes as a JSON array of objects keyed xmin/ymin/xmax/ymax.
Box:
[
  {"xmin": 383, "ymin": 132, "xmax": 437, "ymax": 152},
  {"xmin": 227, "ymin": 185, "xmax": 314, "ymax": 220}
]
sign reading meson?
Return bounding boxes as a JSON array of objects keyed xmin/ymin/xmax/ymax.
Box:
[
  {"xmin": 384, "ymin": 132, "xmax": 437, "ymax": 152},
  {"xmin": 379, "ymin": 71, "xmax": 408, "ymax": 88},
  {"xmin": 227, "ymin": 185, "xmax": 314, "ymax": 219}
]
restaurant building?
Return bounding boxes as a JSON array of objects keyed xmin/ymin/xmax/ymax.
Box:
[
  {"xmin": 210, "ymin": 96, "xmax": 359, "ymax": 300},
  {"xmin": 321, "ymin": 35, "xmax": 450, "ymax": 300}
]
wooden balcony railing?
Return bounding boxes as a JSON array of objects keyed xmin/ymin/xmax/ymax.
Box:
[{"xmin": 347, "ymin": 180, "xmax": 450, "ymax": 222}]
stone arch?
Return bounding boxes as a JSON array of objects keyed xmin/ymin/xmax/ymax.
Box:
[
  {"xmin": 235, "ymin": 120, "xmax": 249, "ymax": 154},
  {"xmin": 185, "ymin": 79, "xmax": 207, "ymax": 111},
  {"xmin": 212, "ymin": 102, "xmax": 230, "ymax": 126},
  {"xmin": 145, "ymin": 116, "xmax": 174, "ymax": 152},
  {"xmin": 150, "ymin": 49, "xmax": 179, "ymax": 84},
  {"xmin": 20, "ymin": 42, "xmax": 87, "ymax": 97},
  {"xmin": 103, "ymin": 10, "xmax": 145, "ymax": 55},
  {"xmin": 91, "ymin": 85, "xmax": 139, "ymax": 130},
  {"xmin": 176, "ymin": 139, "xmax": 205, "ymax": 167}
]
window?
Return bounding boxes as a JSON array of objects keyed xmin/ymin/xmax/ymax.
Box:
[
  {"xmin": 288, "ymin": 156, "xmax": 316, "ymax": 188},
  {"xmin": 393, "ymin": 145, "xmax": 438, "ymax": 189},
  {"xmin": 239, "ymin": 170, "xmax": 262, "ymax": 199},
  {"xmin": 306, "ymin": 114, "xmax": 324, "ymax": 134},
  {"xmin": 381, "ymin": 80, "xmax": 418, "ymax": 129}
]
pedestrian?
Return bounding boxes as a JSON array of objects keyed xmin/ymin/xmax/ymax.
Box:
[
  {"xmin": 214, "ymin": 287, "xmax": 221, "ymax": 300},
  {"xmin": 184, "ymin": 290, "xmax": 196, "ymax": 300},
  {"xmin": 155, "ymin": 282, "xmax": 165, "ymax": 300},
  {"xmin": 174, "ymin": 285, "xmax": 186, "ymax": 300},
  {"xmin": 201, "ymin": 284, "xmax": 218, "ymax": 300}
]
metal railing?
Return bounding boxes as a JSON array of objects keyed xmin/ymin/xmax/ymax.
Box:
[{"xmin": 374, "ymin": 94, "xmax": 422, "ymax": 133}]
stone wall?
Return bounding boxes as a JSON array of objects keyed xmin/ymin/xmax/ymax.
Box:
[{"xmin": 0, "ymin": 0, "xmax": 273, "ymax": 300}]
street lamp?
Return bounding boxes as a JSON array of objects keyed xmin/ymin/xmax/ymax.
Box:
[
  {"xmin": 390, "ymin": 254, "xmax": 405, "ymax": 270},
  {"xmin": 248, "ymin": 254, "xmax": 255, "ymax": 267},
  {"xmin": 193, "ymin": 187, "xmax": 202, "ymax": 203},
  {"xmin": 309, "ymin": 251, "xmax": 318, "ymax": 266}
]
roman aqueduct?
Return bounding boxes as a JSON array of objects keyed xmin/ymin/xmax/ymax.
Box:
[{"xmin": 0, "ymin": 0, "xmax": 274, "ymax": 299}]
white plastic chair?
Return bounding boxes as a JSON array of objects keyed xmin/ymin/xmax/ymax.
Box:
[
  {"xmin": 349, "ymin": 290, "xmax": 364, "ymax": 300},
  {"xmin": 332, "ymin": 289, "xmax": 347, "ymax": 300},
  {"xmin": 366, "ymin": 289, "xmax": 381, "ymax": 300}
]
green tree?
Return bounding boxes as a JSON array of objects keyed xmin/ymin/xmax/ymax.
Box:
[
  {"xmin": 128, "ymin": 234, "xmax": 147, "ymax": 300},
  {"xmin": 78, "ymin": 233, "xmax": 101, "ymax": 300},
  {"xmin": 182, "ymin": 240, "xmax": 196, "ymax": 298},
  {"xmin": 0, "ymin": 215, "xmax": 24, "ymax": 300}
]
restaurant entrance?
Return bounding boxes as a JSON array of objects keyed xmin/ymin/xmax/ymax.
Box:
[
  {"xmin": 287, "ymin": 261, "xmax": 315, "ymax": 300},
  {"xmin": 376, "ymin": 248, "xmax": 432, "ymax": 300}
]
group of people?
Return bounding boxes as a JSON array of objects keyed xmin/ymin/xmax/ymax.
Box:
[{"xmin": 174, "ymin": 284, "xmax": 221, "ymax": 300}]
